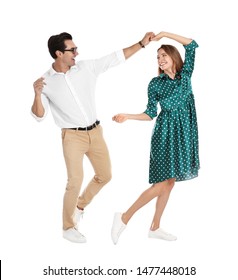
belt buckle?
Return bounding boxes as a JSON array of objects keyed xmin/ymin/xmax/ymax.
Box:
[{"xmin": 84, "ymin": 121, "xmax": 98, "ymax": 131}]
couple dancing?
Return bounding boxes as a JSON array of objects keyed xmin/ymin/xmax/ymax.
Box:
[{"xmin": 32, "ymin": 30, "xmax": 200, "ymax": 244}]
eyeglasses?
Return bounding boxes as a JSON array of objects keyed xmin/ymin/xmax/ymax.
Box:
[{"xmin": 63, "ymin": 47, "xmax": 78, "ymax": 54}]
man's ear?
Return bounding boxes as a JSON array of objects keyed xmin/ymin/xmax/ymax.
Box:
[{"xmin": 55, "ymin": 50, "xmax": 63, "ymax": 58}]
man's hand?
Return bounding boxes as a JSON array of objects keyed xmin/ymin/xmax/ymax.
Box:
[
  {"xmin": 140, "ymin": 32, "xmax": 156, "ymax": 47},
  {"xmin": 33, "ymin": 77, "xmax": 46, "ymax": 96},
  {"xmin": 123, "ymin": 32, "xmax": 155, "ymax": 59},
  {"xmin": 32, "ymin": 77, "xmax": 46, "ymax": 117}
]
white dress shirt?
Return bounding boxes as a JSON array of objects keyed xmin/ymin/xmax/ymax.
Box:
[{"xmin": 32, "ymin": 50, "xmax": 125, "ymax": 128}]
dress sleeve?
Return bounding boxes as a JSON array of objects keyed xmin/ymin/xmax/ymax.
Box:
[
  {"xmin": 182, "ymin": 40, "xmax": 199, "ymax": 77},
  {"xmin": 144, "ymin": 78, "xmax": 159, "ymax": 119}
]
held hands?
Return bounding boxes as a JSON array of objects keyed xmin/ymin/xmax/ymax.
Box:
[
  {"xmin": 33, "ymin": 77, "xmax": 46, "ymax": 95},
  {"xmin": 150, "ymin": 31, "xmax": 165, "ymax": 42},
  {"xmin": 140, "ymin": 31, "xmax": 166, "ymax": 46},
  {"xmin": 140, "ymin": 32, "xmax": 156, "ymax": 47},
  {"xmin": 112, "ymin": 114, "xmax": 128, "ymax": 123}
]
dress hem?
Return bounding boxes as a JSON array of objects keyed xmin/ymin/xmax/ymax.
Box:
[{"xmin": 149, "ymin": 171, "xmax": 199, "ymax": 184}]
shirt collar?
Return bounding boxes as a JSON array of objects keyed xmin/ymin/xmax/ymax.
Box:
[{"xmin": 49, "ymin": 64, "xmax": 78, "ymax": 76}]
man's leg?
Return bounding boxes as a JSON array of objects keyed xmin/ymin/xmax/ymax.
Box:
[
  {"xmin": 77, "ymin": 125, "xmax": 112, "ymax": 209},
  {"xmin": 62, "ymin": 129, "xmax": 89, "ymax": 230}
]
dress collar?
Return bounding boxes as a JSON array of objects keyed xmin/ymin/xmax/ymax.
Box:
[{"xmin": 159, "ymin": 72, "xmax": 181, "ymax": 80}]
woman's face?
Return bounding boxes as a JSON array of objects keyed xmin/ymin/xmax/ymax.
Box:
[{"xmin": 157, "ymin": 48, "xmax": 174, "ymax": 73}]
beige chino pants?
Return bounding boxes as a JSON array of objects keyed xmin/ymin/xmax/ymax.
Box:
[{"xmin": 61, "ymin": 125, "xmax": 111, "ymax": 230}]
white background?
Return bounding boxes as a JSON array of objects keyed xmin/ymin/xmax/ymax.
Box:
[{"xmin": 0, "ymin": 0, "xmax": 237, "ymax": 279}]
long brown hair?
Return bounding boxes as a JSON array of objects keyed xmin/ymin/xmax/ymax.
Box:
[{"xmin": 158, "ymin": 44, "xmax": 183, "ymax": 75}]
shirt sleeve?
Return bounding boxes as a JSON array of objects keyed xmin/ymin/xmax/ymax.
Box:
[
  {"xmin": 182, "ymin": 40, "xmax": 199, "ymax": 77},
  {"xmin": 90, "ymin": 50, "xmax": 126, "ymax": 76},
  {"xmin": 144, "ymin": 78, "xmax": 159, "ymax": 119},
  {"xmin": 31, "ymin": 93, "xmax": 49, "ymax": 122}
]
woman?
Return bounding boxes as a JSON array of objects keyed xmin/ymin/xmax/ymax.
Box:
[{"xmin": 111, "ymin": 32, "xmax": 200, "ymax": 244}]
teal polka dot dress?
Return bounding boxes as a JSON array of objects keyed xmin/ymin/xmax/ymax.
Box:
[{"xmin": 144, "ymin": 40, "xmax": 200, "ymax": 183}]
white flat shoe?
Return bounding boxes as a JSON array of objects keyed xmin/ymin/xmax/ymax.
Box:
[
  {"xmin": 63, "ymin": 227, "xmax": 86, "ymax": 243},
  {"xmin": 148, "ymin": 228, "xmax": 177, "ymax": 241},
  {"xmin": 111, "ymin": 212, "xmax": 126, "ymax": 245}
]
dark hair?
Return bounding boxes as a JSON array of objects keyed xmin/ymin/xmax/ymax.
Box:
[
  {"xmin": 48, "ymin": 32, "xmax": 73, "ymax": 59},
  {"xmin": 157, "ymin": 44, "xmax": 183, "ymax": 75}
]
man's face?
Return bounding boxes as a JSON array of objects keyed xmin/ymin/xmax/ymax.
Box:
[{"xmin": 60, "ymin": 39, "xmax": 78, "ymax": 67}]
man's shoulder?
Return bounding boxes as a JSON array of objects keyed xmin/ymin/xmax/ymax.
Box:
[
  {"xmin": 74, "ymin": 59, "xmax": 97, "ymax": 72},
  {"xmin": 42, "ymin": 68, "xmax": 52, "ymax": 78}
]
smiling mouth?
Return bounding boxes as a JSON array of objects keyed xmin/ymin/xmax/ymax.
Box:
[{"xmin": 159, "ymin": 62, "xmax": 166, "ymax": 68}]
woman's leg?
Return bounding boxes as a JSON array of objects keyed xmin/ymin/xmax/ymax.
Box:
[
  {"xmin": 150, "ymin": 178, "xmax": 175, "ymax": 230},
  {"xmin": 111, "ymin": 178, "xmax": 175, "ymax": 244},
  {"xmin": 122, "ymin": 178, "xmax": 175, "ymax": 225}
]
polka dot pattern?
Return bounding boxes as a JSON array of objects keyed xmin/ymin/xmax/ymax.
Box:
[{"xmin": 144, "ymin": 40, "xmax": 200, "ymax": 183}]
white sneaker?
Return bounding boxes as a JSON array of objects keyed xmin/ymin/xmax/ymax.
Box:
[
  {"xmin": 63, "ymin": 227, "xmax": 86, "ymax": 243},
  {"xmin": 74, "ymin": 208, "xmax": 84, "ymax": 229},
  {"xmin": 148, "ymin": 228, "xmax": 177, "ymax": 241},
  {"xmin": 111, "ymin": 212, "xmax": 126, "ymax": 245}
]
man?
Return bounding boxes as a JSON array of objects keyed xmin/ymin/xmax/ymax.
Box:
[{"xmin": 31, "ymin": 31, "xmax": 154, "ymax": 243}]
